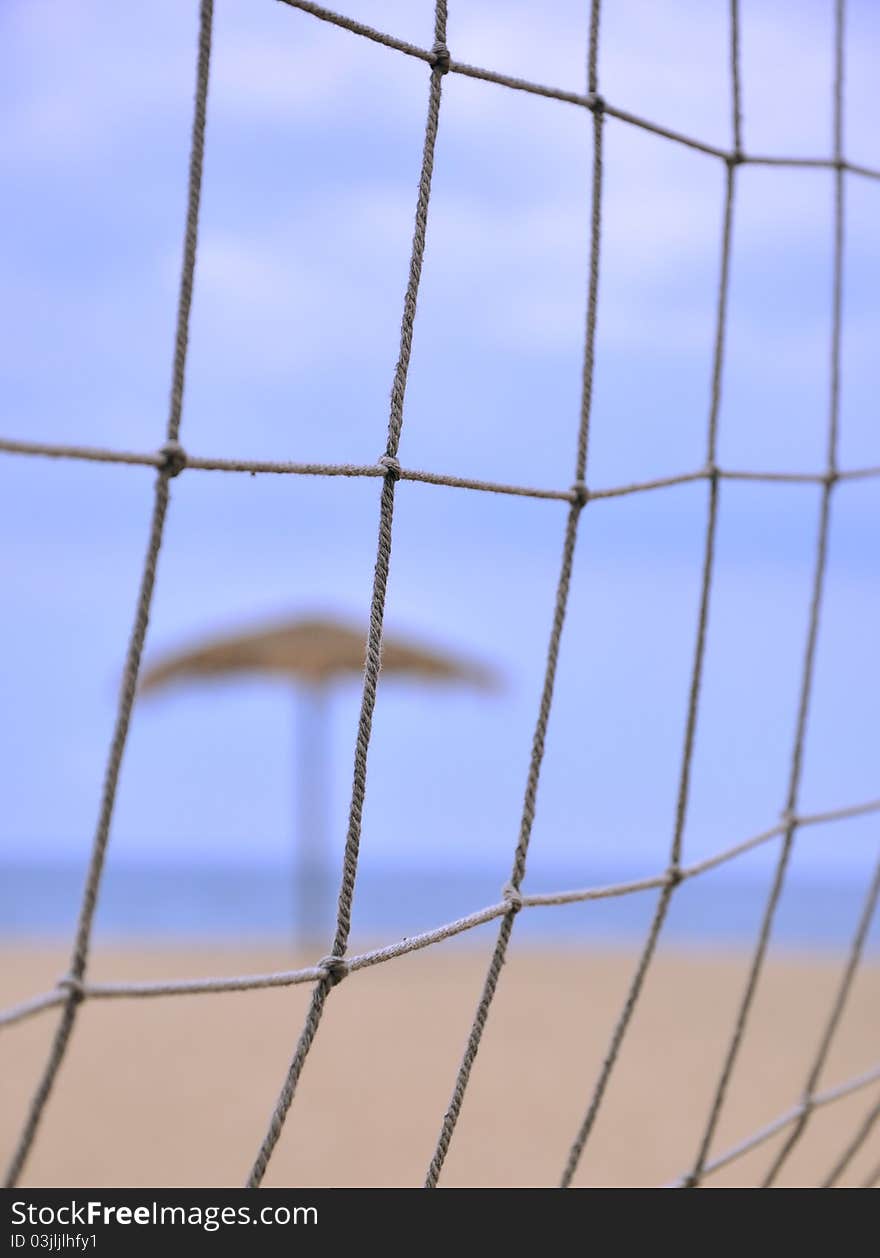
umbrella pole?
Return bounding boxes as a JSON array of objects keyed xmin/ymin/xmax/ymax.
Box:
[{"xmin": 295, "ymin": 682, "xmax": 329, "ymax": 951}]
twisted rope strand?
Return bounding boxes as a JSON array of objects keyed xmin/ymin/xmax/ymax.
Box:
[
  {"xmin": 273, "ymin": 0, "xmax": 880, "ymax": 179},
  {"xmin": 425, "ymin": 0, "xmax": 605, "ymax": 1189},
  {"xmin": 2, "ymin": 794, "xmax": 876, "ymax": 1031},
  {"xmin": 3, "ymin": 0, "xmax": 877, "ymax": 1195},
  {"xmin": 245, "ymin": 2, "xmax": 450, "ymax": 1189},
  {"xmin": 559, "ymin": 3, "xmax": 741, "ymax": 1178},
  {"xmin": 686, "ymin": 0, "xmax": 849, "ymax": 1186},
  {"xmin": 3, "ymin": 0, "xmax": 215, "ymax": 1190},
  {"xmin": 761, "ymin": 855, "xmax": 880, "ymax": 1185},
  {"xmin": 6, "ymin": 436, "xmax": 878, "ymax": 501},
  {"xmin": 665, "ymin": 1063, "xmax": 880, "ymax": 1186}
]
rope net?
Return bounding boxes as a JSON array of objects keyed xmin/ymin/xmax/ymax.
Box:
[{"xmin": 2, "ymin": 0, "xmax": 879, "ymax": 1189}]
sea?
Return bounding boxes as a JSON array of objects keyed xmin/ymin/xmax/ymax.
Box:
[{"xmin": 1, "ymin": 861, "xmax": 877, "ymax": 951}]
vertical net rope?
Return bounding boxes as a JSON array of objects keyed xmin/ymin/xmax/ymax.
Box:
[
  {"xmin": 2, "ymin": 0, "xmax": 216, "ymax": 1189},
  {"xmin": 244, "ymin": 0, "xmax": 452, "ymax": 1190},
  {"xmin": 684, "ymin": 0, "xmax": 848, "ymax": 1189},
  {"xmin": 2, "ymin": 0, "xmax": 878, "ymax": 1191}
]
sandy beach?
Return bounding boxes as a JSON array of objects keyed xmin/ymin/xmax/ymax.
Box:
[{"xmin": 1, "ymin": 942, "xmax": 877, "ymax": 1189}]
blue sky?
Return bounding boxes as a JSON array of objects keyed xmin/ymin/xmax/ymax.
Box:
[{"xmin": 1, "ymin": 0, "xmax": 878, "ymax": 898}]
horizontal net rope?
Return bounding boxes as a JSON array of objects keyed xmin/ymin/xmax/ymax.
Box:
[
  {"xmin": 2, "ymin": 0, "xmax": 877, "ymax": 1191},
  {"xmin": 761, "ymin": 854, "xmax": 880, "ymax": 1186},
  {"xmin": 664, "ymin": 1062, "xmax": 880, "ymax": 1187},
  {"xmin": 275, "ymin": 0, "xmax": 880, "ymax": 178},
  {"xmin": 3, "ymin": 793, "xmax": 877, "ymax": 1032},
  {"xmin": 3, "ymin": 437, "xmax": 880, "ymax": 504}
]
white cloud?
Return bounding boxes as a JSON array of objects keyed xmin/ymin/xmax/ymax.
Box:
[{"xmin": 3, "ymin": 0, "xmax": 876, "ymax": 436}]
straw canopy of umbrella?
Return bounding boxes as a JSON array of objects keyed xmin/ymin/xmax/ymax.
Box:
[
  {"xmin": 140, "ymin": 616, "xmax": 498, "ymax": 693},
  {"xmin": 140, "ymin": 614, "xmax": 499, "ymax": 944}
]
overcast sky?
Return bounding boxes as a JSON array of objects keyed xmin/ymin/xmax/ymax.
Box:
[{"xmin": 1, "ymin": 0, "xmax": 878, "ymax": 899}]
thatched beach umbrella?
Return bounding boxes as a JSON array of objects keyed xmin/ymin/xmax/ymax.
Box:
[{"xmin": 140, "ymin": 614, "xmax": 497, "ymax": 943}]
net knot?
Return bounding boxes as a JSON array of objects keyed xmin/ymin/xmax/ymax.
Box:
[
  {"xmin": 159, "ymin": 440, "xmax": 187, "ymax": 478},
  {"xmin": 502, "ymin": 882, "xmax": 524, "ymax": 915},
  {"xmin": 377, "ymin": 454, "xmax": 402, "ymax": 482},
  {"xmin": 57, "ymin": 974, "xmax": 86, "ymax": 1004},
  {"xmin": 317, "ymin": 955, "xmax": 349, "ymax": 987},
  {"xmin": 703, "ymin": 461, "xmax": 720, "ymax": 483},
  {"xmin": 727, "ymin": 149, "xmax": 745, "ymax": 168},
  {"xmin": 586, "ymin": 92, "xmax": 606, "ymax": 114},
  {"xmin": 431, "ymin": 42, "xmax": 451, "ymax": 75},
  {"xmin": 665, "ymin": 865, "xmax": 684, "ymax": 889},
  {"xmin": 570, "ymin": 480, "xmax": 589, "ymax": 508}
]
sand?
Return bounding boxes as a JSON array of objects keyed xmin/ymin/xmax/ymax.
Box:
[{"xmin": 1, "ymin": 941, "xmax": 877, "ymax": 1189}]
